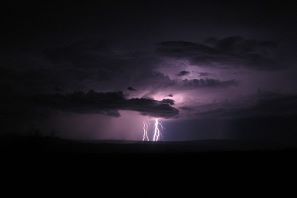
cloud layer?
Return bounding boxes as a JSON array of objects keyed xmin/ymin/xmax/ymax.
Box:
[
  {"xmin": 157, "ymin": 36, "xmax": 279, "ymax": 70},
  {"xmin": 33, "ymin": 90, "xmax": 179, "ymax": 118}
]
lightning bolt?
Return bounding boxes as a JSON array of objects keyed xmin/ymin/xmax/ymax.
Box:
[
  {"xmin": 153, "ymin": 118, "xmax": 162, "ymax": 142},
  {"xmin": 142, "ymin": 121, "xmax": 149, "ymax": 141},
  {"xmin": 142, "ymin": 118, "xmax": 163, "ymax": 142}
]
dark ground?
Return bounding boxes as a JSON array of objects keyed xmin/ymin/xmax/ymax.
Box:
[
  {"xmin": 1, "ymin": 134, "xmax": 297, "ymax": 156},
  {"xmin": 1, "ymin": 135, "xmax": 297, "ymax": 187}
]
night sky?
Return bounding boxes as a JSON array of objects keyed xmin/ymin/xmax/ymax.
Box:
[{"xmin": 1, "ymin": 1, "xmax": 297, "ymax": 142}]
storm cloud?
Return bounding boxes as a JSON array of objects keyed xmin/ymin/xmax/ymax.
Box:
[
  {"xmin": 1, "ymin": 1, "xmax": 297, "ymax": 141},
  {"xmin": 33, "ymin": 90, "xmax": 179, "ymax": 118},
  {"xmin": 181, "ymin": 78, "xmax": 238, "ymax": 89},
  {"xmin": 157, "ymin": 36, "xmax": 280, "ymax": 70},
  {"xmin": 177, "ymin": 70, "xmax": 190, "ymax": 77}
]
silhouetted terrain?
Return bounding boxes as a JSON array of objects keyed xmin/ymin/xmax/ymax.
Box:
[{"xmin": 1, "ymin": 135, "xmax": 297, "ymax": 156}]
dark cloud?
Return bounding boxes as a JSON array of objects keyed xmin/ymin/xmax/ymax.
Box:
[
  {"xmin": 161, "ymin": 99, "xmax": 175, "ymax": 105},
  {"xmin": 0, "ymin": 67, "xmax": 110, "ymax": 94},
  {"xmin": 181, "ymin": 78, "xmax": 238, "ymax": 89},
  {"xmin": 157, "ymin": 36, "xmax": 280, "ymax": 70},
  {"xmin": 127, "ymin": 86, "xmax": 137, "ymax": 91},
  {"xmin": 33, "ymin": 90, "xmax": 179, "ymax": 118},
  {"xmin": 198, "ymin": 72, "xmax": 210, "ymax": 77},
  {"xmin": 0, "ymin": 36, "xmax": 161, "ymax": 94},
  {"xmin": 177, "ymin": 70, "xmax": 190, "ymax": 77},
  {"xmin": 134, "ymin": 71, "xmax": 176, "ymax": 89},
  {"xmin": 133, "ymin": 70, "xmax": 237, "ymax": 90},
  {"xmin": 205, "ymin": 36, "xmax": 277, "ymax": 52}
]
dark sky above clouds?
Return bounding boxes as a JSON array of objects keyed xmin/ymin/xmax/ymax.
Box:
[{"xmin": 1, "ymin": 1, "xmax": 297, "ymax": 141}]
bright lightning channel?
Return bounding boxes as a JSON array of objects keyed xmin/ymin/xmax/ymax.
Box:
[
  {"xmin": 153, "ymin": 118, "xmax": 163, "ymax": 142},
  {"xmin": 142, "ymin": 118, "xmax": 163, "ymax": 142}
]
